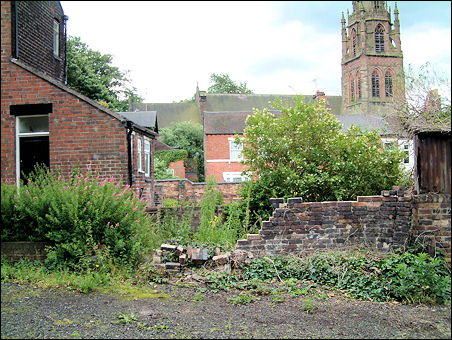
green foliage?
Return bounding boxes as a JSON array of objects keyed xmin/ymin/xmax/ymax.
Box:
[
  {"xmin": 194, "ymin": 176, "xmax": 237, "ymax": 249},
  {"xmin": 227, "ymin": 292, "xmax": 259, "ymax": 305},
  {"xmin": 153, "ymin": 157, "xmax": 178, "ymax": 180},
  {"xmin": 158, "ymin": 121, "xmax": 204, "ymax": 181},
  {"xmin": 1, "ymin": 165, "xmax": 158, "ymax": 271},
  {"xmin": 66, "ymin": 36, "xmax": 142, "ymax": 112},
  {"xmin": 154, "ymin": 149, "xmax": 188, "ymax": 180},
  {"xmin": 240, "ymin": 251, "xmax": 451, "ymax": 304},
  {"xmin": 208, "ymin": 73, "xmax": 254, "ymax": 94},
  {"xmin": 239, "ymin": 95, "xmax": 409, "ymax": 218}
]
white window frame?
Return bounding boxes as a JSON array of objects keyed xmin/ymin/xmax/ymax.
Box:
[
  {"xmin": 398, "ymin": 139, "xmax": 414, "ymax": 170},
  {"xmin": 137, "ymin": 137, "xmax": 143, "ymax": 172},
  {"xmin": 222, "ymin": 172, "xmax": 249, "ymax": 183},
  {"xmin": 16, "ymin": 115, "xmax": 49, "ymax": 185},
  {"xmin": 144, "ymin": 139, "xmax": 151, "ymax": 177},
  {"xmin": 228, "ymin": 137, "xmax": 243, "ymax": 161},
  {"xmin": 53, "ymin": 20, "xmax": 60, "ymax": 56}
]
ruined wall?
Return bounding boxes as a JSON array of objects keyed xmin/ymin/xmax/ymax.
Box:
[
  {"xmin": 154, "ymin": 179, "xmax": 241, "ymax": 206},
  {"xmin": 412, "ymin": 194, "xmax": 451, "ymax": 263},
  {"xmin": 236, "ymin": 186, "xmax": 413, "ymax": 256}
]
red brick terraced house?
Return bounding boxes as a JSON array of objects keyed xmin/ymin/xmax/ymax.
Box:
[{"xmin": 1, "ymin": 1, "xmax": 158, "ymax": 205}]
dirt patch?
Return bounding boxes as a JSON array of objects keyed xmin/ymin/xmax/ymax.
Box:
[{"xmin": 1, "ymin": 282, "xmax": 450, "ymax": 339}]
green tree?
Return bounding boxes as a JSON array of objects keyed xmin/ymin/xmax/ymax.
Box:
[
  {"xmin": 208, "ymin": 73, "xmax": 254, "ymax": 94},
  {"xmin": 66, "ymin": 36, "xmax": 143, "ymax": 112},
  {"xmin": 238, "ymin": 96, "xmax": 408, "ymax": 217},
  {"xmin": 159, "ymin": 121, "xmax": 204, "ymax": 181}
]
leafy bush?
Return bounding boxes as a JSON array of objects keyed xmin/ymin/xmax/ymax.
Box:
[
  {"xmin": 241, "ymin": 251, "xmax": 451, "ymax": 304},
  {"xmin": 238, "ymin": 96, "xmax": 410, "ymax": 219},
  {"xmin": 1, "ymin": 165, "xmax": 159, "ymax": 271}
]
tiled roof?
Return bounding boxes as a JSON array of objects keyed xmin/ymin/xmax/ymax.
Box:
[
  {"xmin": 117, "ymin": 111, "xmax": 158, "ymax": 131},
  {"xmin": 129, "ymin": 102, "xmax": 201, "ymax": 128}
]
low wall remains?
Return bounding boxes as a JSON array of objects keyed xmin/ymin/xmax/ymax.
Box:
[
  {"xmin": 154, "ymin": 179, "xmax": 241, "ymax": 206},
  {"xmin": 236, "ymin": 187, "xmax": 451, "ymax": 263}
]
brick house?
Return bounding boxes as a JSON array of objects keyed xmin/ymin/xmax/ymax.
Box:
[
  {"xmin": 1, "ymin": 1, "xmax": 157, "ymax": 205},
  {"xmin": 132, "ymin": 1, "xmax": 414, "ymax": 184}
]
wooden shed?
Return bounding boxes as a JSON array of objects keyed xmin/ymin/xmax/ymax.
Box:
[{"xmin": 414, "ymin": 130, "xmax": 451, "ymax": 194}]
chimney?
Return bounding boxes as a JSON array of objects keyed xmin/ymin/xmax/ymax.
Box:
[
  {"xmin": 424, "ymin": 89, "xmax": 441, "ymax": 114},
  {"xmin": 313, "ymin": 90, "xmax": 330, "ymax": 109}
]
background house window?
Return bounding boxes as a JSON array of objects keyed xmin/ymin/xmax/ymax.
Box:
[
  {"xmin": 229, "ymin": 139, "xmax": 243, "ymax": 161},
  {"xmin": 53, "ymin": 20, "xmax": 60, "ymax": 56},
  {"xmin": 137, "ymin": 137, "xmax": 142, "ymax": 172},
  {"xmin": 223, "ymin": 172, "xmax": 249, "ymax": 183},
  {"xmin": 144, "ymin": 140, "xmax": 150, "ymax": 177}
]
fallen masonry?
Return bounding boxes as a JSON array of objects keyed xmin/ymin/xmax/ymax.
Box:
[{"xmin": 151, "ymin": 242, "xmax": 254, "ymax": 275}]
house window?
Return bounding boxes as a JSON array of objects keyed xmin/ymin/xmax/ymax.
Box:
[
  {"xmin": 223, "ymin": 172, "xmax": 249, "ymax": 183},
  {"xmin": 53, "ymin": 20, "xmax": 60, "ymax": 56},
  {"xmin": 385, "ymin": 71, "xmax": 393, "ymax": 97},
  {"xmin": 398, "ymin": 139, "xmax": 414, "ymax": 167},
  {"xmin": 144, "ymin": 140, "xmax": 150, "ymax": 177},
  {"xmin": 137, "ymin": 137, "xmax": 143, "ymax": 172},
  {"xmin": 229, "ymin": 138, "xmax": 243, "ymax": 161},
  {"xmin": 16, "ymin": 115, "xmax": 50, "ymax": 183},
  {"xmin": 372, "ymin": 70, "xmax": 380, "ymax": 97},
  {"xmin": 375, "ymin": 24, "xmax": 385, "ymax": 53}
]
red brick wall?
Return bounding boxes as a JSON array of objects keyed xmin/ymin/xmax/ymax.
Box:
[
  {"xmin": 1, "ymin": 1, "xmax": 154, "ymax": 204},
  {"xmin": 205, "ymin": 134, "xmax": 248, "ymax": 182},
  {"xmin": 412, "ymin": 194, "xmax": 451, "ymax": 263},
  {"xmin": 154, "ymin": 179, "xmax": 242, "ymax": 206},
  {"xmin": 169, "ymin": 160, "xmax": 185, "ymax": 179}
]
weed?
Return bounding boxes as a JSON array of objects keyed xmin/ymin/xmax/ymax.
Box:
[
  {"xmin": 301, "ymin": 297, "xmax": 317, "ymax": 314},
  {"xmin": 117, "ymin": 312, "xmax": 138, "ymax": 324},
  {"xmin": 228, "ymin": 292, "xmax": 259, "ymax": 305},
  {"xmin": 193, "ymin": 291, "xmax": 205, "ymax": 302}
]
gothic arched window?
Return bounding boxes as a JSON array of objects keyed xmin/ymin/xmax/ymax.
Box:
[
  {"xmin": 375, "ymin": 24, "xmax": 385, "ymax": 53},
  {"xmin": 350, "ymin": 75, "xmax": 355, "ymax": 102},
  {"xmin": 351, "ymin": 29, "xmax": 357, "ymax": 56},
  {"xmin": 356, "ymin": 72, "xmax": 361, "ymax": 99},
  {"xmin": 372, "ymin": 70, "xmax": 380, "ymax": 97},
  {"xmin": 385, "ymin": 71, "xmax": 393, "ymax": 97}
]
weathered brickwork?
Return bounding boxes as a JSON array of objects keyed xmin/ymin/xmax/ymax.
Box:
[
  {"xmin": 412, "ymin": 194, "xmax": 451, "ymax": 263},
  {"xmin": 15, "ymin": 1, "xmax": 66, "ymax": 82},
  {"xmin": 237, "ymin": 187, "xmax": 415, "ymax": 256},
  {"xmin": 154, "ymin": 179, "xmax": 241, "ymax": 206}
]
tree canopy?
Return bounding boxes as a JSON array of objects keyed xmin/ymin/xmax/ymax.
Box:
[
  {"xmin": 66, "ymin": 36, "xmax": 142, "ymax": 112},
  {"xmin": 158, "ymin": 121, "xmax": 204, "ymax": 181},
  {"xmin": 207, "ymin": 73, "xmax": 254, "ymax": 94},
  {"xmin": 238, "ymin": 96, "xmax": 409, "ymax": 219}
]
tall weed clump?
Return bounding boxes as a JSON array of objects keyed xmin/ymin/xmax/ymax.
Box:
[
  {"xmin": 194, "ymin": 176, "xmax": 237, "ymax": 249},
  {"xmin": 1, "ymin": 165, "xmax": 158, "ymax": 272}
]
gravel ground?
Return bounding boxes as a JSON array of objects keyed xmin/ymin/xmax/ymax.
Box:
[{"xmin": 1, "ymin": 281, "xmax": 451, "ymax": 339}]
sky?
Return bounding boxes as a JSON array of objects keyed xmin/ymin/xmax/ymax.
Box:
[{"xmin": 60, "ymin": 1, "xmax": 451, "ymax": 103}]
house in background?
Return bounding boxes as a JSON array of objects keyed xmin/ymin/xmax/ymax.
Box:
[
  {"xmin": 1, "ymin": 1, "xmax": 158, "ymax": 205},
  {"xmin": 130, "ymin": 1, "xmax": 415, "ymax": 184}
]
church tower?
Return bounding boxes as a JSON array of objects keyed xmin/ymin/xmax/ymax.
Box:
[{"xmin": 341, "ymin": 1, "xmax": 405, "ymax": 115}]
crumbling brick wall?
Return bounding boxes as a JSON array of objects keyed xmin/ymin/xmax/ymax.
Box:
[
  {"xmin": 236, "ymin": 186, "xmax": 414, "ymax": 256},
  {"xmin": 154, "ymin": 179, "xmax": 241, "ymax": 206},
  {"xmin": 412, "ymin": 194, "xmax": 451, "ymax": 263}
]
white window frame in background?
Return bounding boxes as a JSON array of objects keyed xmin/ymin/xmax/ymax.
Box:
[
  {"xmin": 228, "ymin": 137, "xmax": 243, "ymax": 161},
  {"xmin": 53, "ymin": 20, "xmax": 60, "ymax": 56},
  {"xmin": 222, "ymin": 172, "xmax": 249, "ymax": 183},
  {"xmin": 137, "ymin": 137, "xmax": 143, "ymax": 172},
  {"xmin": 144, "ymin": 139, "xmax": 150, "ymax": 177}
]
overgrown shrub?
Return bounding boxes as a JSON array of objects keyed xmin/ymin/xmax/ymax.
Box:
[
  {"xmin": 241, "ymin": 251, "xmax": 451, "ymax": 304},
  {"xmin": 1, "ymin": 165, "xmax": 159, "ymax": 272}
]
